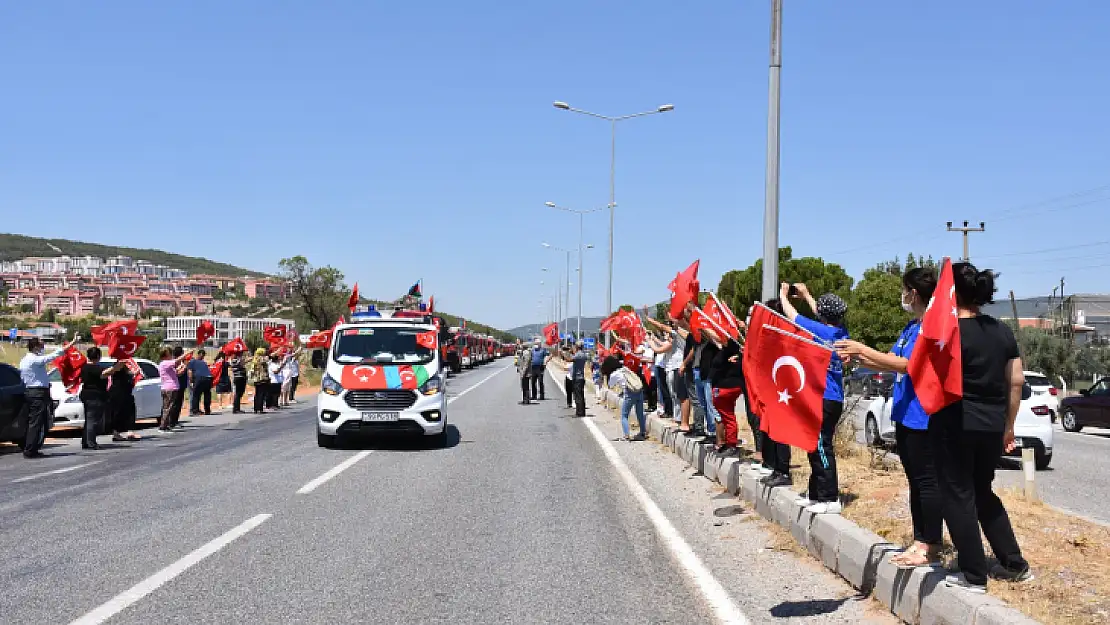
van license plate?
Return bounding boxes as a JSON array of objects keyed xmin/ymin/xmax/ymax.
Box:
[{"xmin": 362, "ymin": 412, "xmax": 399, "ymax": 422}]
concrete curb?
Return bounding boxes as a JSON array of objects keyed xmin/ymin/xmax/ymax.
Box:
[{"xmin": 578, "ymin": 374, "xmax": 1040, "ymax": 625}]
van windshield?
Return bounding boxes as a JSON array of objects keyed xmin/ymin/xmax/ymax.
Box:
[{"xmin": 332, "ymin": 326, "xmax": 433, "ymax": 365}]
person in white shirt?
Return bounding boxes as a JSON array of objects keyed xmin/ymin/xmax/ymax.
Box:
[
  {"xmin": 19, "ymin": 335, "xmax": 78, "ymax": 459},
  {"xmin": 285, "ymin": 350, "xmax": 302, "ymax": 403},
  {"xmin": 268, "ymin": 352, "xmax": 285, "ymax": 409}
]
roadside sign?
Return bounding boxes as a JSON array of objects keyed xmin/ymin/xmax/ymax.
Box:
[
  {"xmin": 8, "ymin": 328, "xmax": 16, "ymax": 341},
  {"xmin": 583, "ymin": 337, "xmax": 596, "ymax": 350}
]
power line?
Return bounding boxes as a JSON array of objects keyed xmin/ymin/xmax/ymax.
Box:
[{"xmin": 975, "ymin": 239, "xmax": 1110, "ymax": 260}]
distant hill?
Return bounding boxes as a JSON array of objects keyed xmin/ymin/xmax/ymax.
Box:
[
  {"xmin": 509, "ymin": 316, "xmax": 606, "ymax": 340},
  {"xmin": 0, "ymin": 233, "xmax": 268, "ymax": 277}
]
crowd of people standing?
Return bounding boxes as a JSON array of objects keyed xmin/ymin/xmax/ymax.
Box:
[{"xmin": 568, "ymin": 260, "xmax": 1030, "ymax": 594}]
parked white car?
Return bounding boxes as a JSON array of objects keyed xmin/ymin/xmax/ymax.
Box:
[
  {"xmin": 49, "ymin": 358, "xmax": 164, "ymax": 430},
  {"xmin": 864, "ymin": 380, "xmax": 1054, "ymax": 469},
  {"xmin": 1023, "ymin": 370, "xmax": 1059, "ymax": 421}
]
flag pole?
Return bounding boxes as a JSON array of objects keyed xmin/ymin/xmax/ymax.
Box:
[{"xmin": 760, "ymin": 322, "xmax": 834, "ymax": 352}]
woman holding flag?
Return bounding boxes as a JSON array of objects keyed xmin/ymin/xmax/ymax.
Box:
[
  {"xmin": 834, "ymin": 267, "xmax": 943, "ymax": 567},
  {"xmin": 780, "ymin": 283, "xmax": 849, "ymax": 514}
]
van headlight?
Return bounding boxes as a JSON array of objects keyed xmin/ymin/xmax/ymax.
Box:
[
  {"xmin": 420, "ymin": 375, "xmax": 443, "ymax": 396},
  {"xmin": 322, "ymin": 374, "xmax": 343, "ymax": 396}
]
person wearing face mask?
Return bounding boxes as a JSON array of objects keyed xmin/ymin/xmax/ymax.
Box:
[
  {"xmin": 780, "ymin": 283, "xmax": 849, "ymax": 514},
  {"xmin": 835, "ymin": 267, "xmax": 942, "ymax": 567},
  {"xmin": 19, "ymin": 335, "xmax": 79, "ymax": 458}
]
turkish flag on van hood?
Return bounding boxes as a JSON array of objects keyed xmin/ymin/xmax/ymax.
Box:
[
  {"xmin": 745, "ymin": 324, "xmax": 832, "ymax": 452},
  {"xmin": 908, "ymin": 257, "xmax": 963, "ymax": 414}
]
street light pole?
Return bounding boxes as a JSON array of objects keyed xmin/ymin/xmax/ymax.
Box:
[
  {"xmin": 761, "ymin": 0, "xmax": 784, "ymax": 302},
  {"xmin": 553, "ymin": 101, "xmax": 674, "ymax": 347},
  {"xmin": 545, "ymin": 202, "xmax": 602, "ymax": 341}
]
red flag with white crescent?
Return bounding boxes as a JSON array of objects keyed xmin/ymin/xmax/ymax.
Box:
[{"xmin": 746, "ymin": 325, "xmax": 831, "ymax": 452}]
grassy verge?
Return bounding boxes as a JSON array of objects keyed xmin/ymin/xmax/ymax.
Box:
[{"xmin": 735, "ymin": 397, "xmax": 1110, "ymax": 625}]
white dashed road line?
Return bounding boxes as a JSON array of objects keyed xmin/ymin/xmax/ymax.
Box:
[{"xmin": 12, "ymin": 461, "xmax": 103, "ymax": 484}]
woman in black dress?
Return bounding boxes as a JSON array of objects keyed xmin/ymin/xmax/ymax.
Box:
[{"xmin": 107, "ymin": 362, "xmax": 141, "ymax": 442}]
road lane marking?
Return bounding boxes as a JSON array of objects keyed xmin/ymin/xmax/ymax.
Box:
[
  {"xmin": 296, "ymin": 366, "xmax": 509, "ymax": 495},
  {"xmin": 12, "ymin": 461, "xmax": 103, "ymax": 484},
  {"xmin": 549, "ymin": 368, "xmax": 751, "ymax": 625},
  {"xmin": 68, "ymin": 514, "xmax": 272, "ymax": 625},
  {"xmin": 296, "ymin": 450, "xmax": 373, "ymax": 494}
]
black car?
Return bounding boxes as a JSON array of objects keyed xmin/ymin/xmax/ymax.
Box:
[
  {"xmin": 0, "ymin": 363, "xmax": 29, "ymax": 447},
  {"xmin": 847, "ymin": 367, "xmax": 895, "ymax": 399},
  {"xmin": 1059, "ymin": 377, "xmax": 1110, "ymax": 432}
]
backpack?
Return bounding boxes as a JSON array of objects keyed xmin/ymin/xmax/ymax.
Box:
[{"xmin": 621, "ymin": 367, "xmax": 643, "ymax": 393}]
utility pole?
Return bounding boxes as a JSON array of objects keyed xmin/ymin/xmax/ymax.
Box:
[
  {"xmin": 1009, "ymin": 290, "xmax": 1020, "ymax": 333},
  {"xmin": 946, "ymin": 221, "xmax": 985, "ymax": 261},
  {"xmin": 760, "ymin": 0, "xmax": 784, "ymax": 302}
]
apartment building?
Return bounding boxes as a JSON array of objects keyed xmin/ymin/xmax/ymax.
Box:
[
  {"xmin": 5, "ymin": 289, "xmax": 100, "ymax": 316},
  {"xmin": 244, "ymin": 279, "xmax": 289, "ymax": 299},
  {"xmin": 165, "ymin": 316, "xmax": 295, "ymax": 344}
]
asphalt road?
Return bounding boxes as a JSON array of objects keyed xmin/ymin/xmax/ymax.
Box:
[
  {"xmin": 0, "ymin": 364, "xmax": 892, "ymax": 624},
  {"xmin": 848, "ymin": 396, "xmax": 1110, "ymax": 526}
]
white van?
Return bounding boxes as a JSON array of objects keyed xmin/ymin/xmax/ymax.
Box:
[{"xmin": 314, "ymin": 311, "xmax": 447, "ymax": 448}]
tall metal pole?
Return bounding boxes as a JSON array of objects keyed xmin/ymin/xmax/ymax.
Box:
[
  {"xmin": 760, "ymin": 0, "xmax": 783, "ymax": 302},
  {"xmin": 607, "ymin": 120, "xmax": 616, "ymax": 347},
  {"xmin": 565, "ymin": 250, "xmax": 571, "ymax": 340},
  {"xmin": 577, "ymin": 212, "xmax": 584, "ymax": 339}
]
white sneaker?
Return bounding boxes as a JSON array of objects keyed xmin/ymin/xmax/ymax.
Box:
[
  {"xmin": 806, "ymin": 501, "xmax": 843, "ymax": 514},
  {"xmin": 758, "ymin": 467, "xmax": 775, "ymax": 476},
  {"xmin": 796, "ymin": 497, "xmax": 813, "ymax": 507}
]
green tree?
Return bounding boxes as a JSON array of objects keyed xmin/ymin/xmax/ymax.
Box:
[
  {"xmin": 245, "ymin": 330, "xmax": 266, "ymax": 354},
  {"xmin": 278, "ymin": 256, "xmax": 349, "ymax": 331},
  {"xmin": 717, "ymin": 247, "xmax": 853, "ymax": 319},
  {"xmin": 135, "ymin": 330, "xmax": 165, "ymax": 361},
  {"xmin": 847, "ymin": 267, "xmax": 908, "ymax": 351},
  {"xmin": 39, "ymin": 308, "xmax": 58, "ymax": 323}
]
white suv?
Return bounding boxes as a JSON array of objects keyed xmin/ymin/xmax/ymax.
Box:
[
  {"xmin": 1023, "ymin": 370, "xmax": 1059, "ymax": 421},
  {"xmin": 864, "ymin": 381, "xmax": 1054, "ymax": 469}
]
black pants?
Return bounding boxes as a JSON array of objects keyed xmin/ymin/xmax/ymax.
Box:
[
  {"xmin": 267, "ymin": 382, "xmax": 281, "ymax": 408},
  {"xmin": 253, "ymin": 382, "xmax": 267, "ymax": 413},
  {"xmin": 565, "ymin": 376, "xmax": 574, "ymax": 408},
  {"xmin": 520, "ymin": 376, "xmax": 531, "ymax": 403},
  {"xmin": 190, "ymin": 378, "xmax": 213, "ymax": 415},
  {"xmin": 656, "ymin": 366, "xmax": 673, "ymax": 417},
  {"xmin": 24, "ymin": 388, "xmax": 51, "ymax": 456},
  {"xmin": 288, "ymin": 376, "xmax": 299, "ymax": 401},
  {"xmin": 806, "ymin": 399, "xmax": 844, "ymax": 503},
  {"xmin": 530, "ymin": 366, "xmax": 545, "ymax": 399},
  {"xmin": 764, "ymin": 436, "xmax": 791, "ymax": 475},
  {"xmin": 930, "ymin": 417, "xmax": 1027, "ymax": 585},
  {"xmin": 645, "ymin": 375, "xmax": 657, "ymax": 412},
  {"xmin": 82, "ymin": 396, "xmax": 107, "ymax": 447},
  {"xmin": 741, "ymin": 388, "xmax": 763, "ymax": 453},
  {"xmin": 232, "ymin": 378, "xmax": 247, "ymax": 412},
  {"xmin": 108, "ymin": 394, "xmax": 136, "ymax": 433},
  {"xmin": 896, "ymin": 422, "xmax": 943, "ymax": 545},
  {"xmin": 169, "ymin": 388, "xmax": 185, "ymax": 426},
  {"xmin": 572, "ymin": 379, "xmax": 586, "ymax": 416}
]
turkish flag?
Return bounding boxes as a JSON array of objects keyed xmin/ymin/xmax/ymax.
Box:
[
  {"xmin": 210, "ymin": 360, "xmax": 225, "ymax": 384},
  {"xmin": 305, "ymin": 331, "xmax": 332, "ymax": 349},
  {"xmin": 109, "ymin": 334, "xmax": 146, "ymax": 360},
  {"xmin": 398, "ymin": 365, "xmax": 419, "ymax": 389},
  {"xmin": 642, "ymin": 363, "xmax": 653, "ymax": 386},
  {"xmin": 53, "ymin": 346, "xmax": 87, "ymax": 394},
  {"xmin": 742, "ymin": 303, "xmax": 814, "ymax": 426},
  {"xmin": 348, "ymin": 283, "xmax": 359, "ymax": 312},
  {"xmin": 908, "ymin": 258, "xmax": 963, "ymax": 414},
  {"xmin": 125, "ymin": 358, "xmax": 144, "ymax": 381},
  {"xmin": 91, "ymin": 320, "xmax": 138, "ymax": 346},
  {"xmin": 599, "ymin": 314, "xmax": 617, "ymax": 333},
  {"xmin": 222, "ymin": 338, "xmax": 247, "ymax": 356},
  {"xmin": 704, "ymin": 295, "xmax": 740, "ymax": 340},
  {"xmin": 340, "ymin": 364, "xmax": 387, "ymax": 390},
  {"xmin": 416, "ymin": 331, "xmax": 437, "ymax": 350},
  {"xmin": 668, "ymin": 260, "xmax": 700, "ymax": 319},
  {"xmin": 746, "ymin": 324, "xmax": 831, "ymax": 452},
  {"xmin": 263, "ymin": 325, "xmax": 288, "ymax": 345},
  {"xmin": 543, "ymin": 322, "xmax": 559, "ymax": 346},
  {"xmin": 196, "ymin": 320, "xmax": 215, "ymax": 346},
  {"xmin": 688, "ymin": 308, "xmax": 720, "ymax": 342}
]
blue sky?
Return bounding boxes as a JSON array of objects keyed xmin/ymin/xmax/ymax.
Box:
[{"xmin": 3, "ymin": 1, "xmax": 1108, "ymax": 330}]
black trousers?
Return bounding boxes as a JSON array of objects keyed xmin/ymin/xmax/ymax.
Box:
[
  {"xmin": 24, "ymin": 388, "xmax": 51, "ymax": 455},
  {"xmin": 565, "ymin": 376, "xmax": 574, "ymax": 408},
  {"xmin": 896, "ymin": 422, "xmax": 943, "ymax": 545},
  {"xmin": 656, "ymin": 366, "xmax": 672, "ymax": 416},
  {"xmin": 572, "ymin": 379, "xmax": 586, "ymax": 416},
  {"xmin": 530, "ymin": 366, "xmax": 545, "ymax": 399},
  {"xmin": 645, "ymin": 375, "xmax": 658, "ymax": 411},
  {"xmin": 82, "ymin": 396, "xmax": 107, "ymax": 447},
  {"xmin": 108, "ymin": 394, "xmax": 136, "ymax": 433},
  {"xmin": 520, "ymin": 376, "xmax": 531, "ymax": 402},
  {"xmin": 288, "ymin": 375, "xmax": 299, "ymax": 401},
  {"xmin": 232, "ymin": 378, "xmax": 247, "ymax": 412},
  {"xmin": 740, "ymin": 388, "xmax": 763, "ymax": 453},
  {"xmin": 806, "ymin": 399, "xmax": 844, "ymax": 503},
  {"xmin": 253, "ymin": 382, "xmax": 267, "ymax": 413},
  {"xmin": 191, "ymin": 378, "xmax": 213, "ymax": 414},
  {"xmin": 930, "ymin": 416, "xmax": 1027, "ymax": 585},
  {"xmin": 169, "ymin": 388, "xmax": 185, "ymax": 426},
  {"xmin": 267, "ymin": 382, "xmax": 281, "ymax": 408},
  {"xmin": 764, "ymin": 436, "xmax": 791, "ymax": 475}
]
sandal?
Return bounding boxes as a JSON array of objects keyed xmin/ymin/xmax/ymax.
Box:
[{"xmin": 892, "ymin": 543, "xmax": 940, "ymax": 568}]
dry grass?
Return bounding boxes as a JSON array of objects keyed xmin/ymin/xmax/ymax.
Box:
[{"xmin": 735, "ymin": 400, "xmax": 1110, "ymax": 625}]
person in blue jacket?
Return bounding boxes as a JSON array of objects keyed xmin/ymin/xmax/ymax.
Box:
[
  {"xmin": 780, "ymin": 283, "xmax": 849, "ymax": 514},
  {"xmin": 835, "ymin": 267, "xmax": 942, "ymax": 567}
]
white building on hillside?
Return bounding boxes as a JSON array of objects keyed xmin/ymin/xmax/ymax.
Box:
[{"xmin": 165, "ymin": 316, "xmax": 296, "ymax": 345}]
